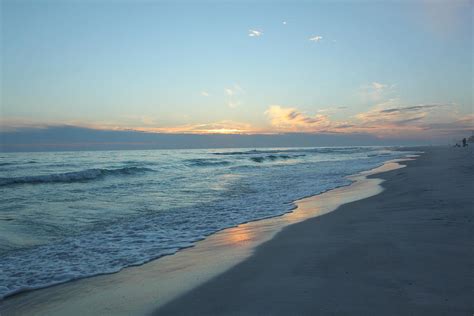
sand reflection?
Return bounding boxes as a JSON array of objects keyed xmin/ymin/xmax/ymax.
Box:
[{"xmin": 221, "ymin": 225, "xmax": 255, "ymax": 246}]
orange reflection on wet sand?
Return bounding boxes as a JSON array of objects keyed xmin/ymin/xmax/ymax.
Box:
[{"xmin": 221, "ymin": 225, "xmax": 255, "ymax": 246}]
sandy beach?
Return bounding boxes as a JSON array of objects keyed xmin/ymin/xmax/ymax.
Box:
[{"xmin": 156, "ymin": 146, "xmax": 473, "ymax": 315}]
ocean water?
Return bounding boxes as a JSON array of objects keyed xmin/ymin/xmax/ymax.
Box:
[{"xmin": 0, "ymin": 147, "xmax": 408, "ymax": 298}]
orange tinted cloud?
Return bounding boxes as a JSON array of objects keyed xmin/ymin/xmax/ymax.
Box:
[
  {"xmin": 134, "ymin": 120, "xmax": 264, "ymax": 134},
  {"xmin": 265, "ymin": 105, "xmax": 332, "ymax": 132},
  {"xmin": 2, "ymin": 102, "xmax": 471, "ymax": 139},
  {"xmin": 264, "ymin": 103, "xmax": 472, "ymax": 138}
]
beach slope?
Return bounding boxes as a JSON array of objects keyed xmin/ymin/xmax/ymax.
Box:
[{"xmin": 156, "ymin": 147, "xmax": 474, "ymax": 315}]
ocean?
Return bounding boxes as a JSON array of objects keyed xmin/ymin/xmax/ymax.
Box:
[{"xmin": 0, "ymin": 147, "xmax": 408, "ymax": 298}]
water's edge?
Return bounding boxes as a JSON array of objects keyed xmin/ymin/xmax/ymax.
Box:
[
  {"xmin": 1, "ymin": 147, "xmax": 408, "ymax": 299},
  {"xmin": 0, "ymin": 155, "xmax": 416, "ymax": 315}
]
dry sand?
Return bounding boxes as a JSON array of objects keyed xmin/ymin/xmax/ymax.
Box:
[{"xmin": 156, "ymin": 147, "xmax": 474, "ymax": 315}]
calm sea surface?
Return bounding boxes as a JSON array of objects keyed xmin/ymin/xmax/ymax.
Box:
[{"xmin": 0, "ymin": 147, "xmax": 409, "ymax": 298}]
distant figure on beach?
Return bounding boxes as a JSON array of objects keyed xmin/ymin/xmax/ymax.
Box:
[{"xmin": 462, "ymin": 138, "xmax": 468, "ymax": 147}]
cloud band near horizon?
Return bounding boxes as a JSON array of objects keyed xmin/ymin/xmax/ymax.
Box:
[{"xmin": 2, "ymin": 102, "xmax": 472, "ymax": 141}]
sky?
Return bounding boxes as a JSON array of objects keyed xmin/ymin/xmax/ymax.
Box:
[{"xmin": 1, "ymin": 0, "xmax": 473, "ymax": 149}]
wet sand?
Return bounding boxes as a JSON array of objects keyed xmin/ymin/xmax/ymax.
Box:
[
  {"xmin": 156, "ymin": 147, "xmax": 474, "ymax": 315},
  {"xmin": 0, "ymin": 156, "xmax": 408, "ymax": 315}
]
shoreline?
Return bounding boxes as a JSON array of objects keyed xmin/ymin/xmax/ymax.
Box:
[
  {"xmin": 0, "ymin": 155, "xmax": 411, "ymax": 315},
  {"xmin": 156, "ymin": 146, "xmax": 473, "ymax": 315}
]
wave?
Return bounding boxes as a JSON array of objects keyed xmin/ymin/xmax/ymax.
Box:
[
  {"xmin": 214, "ymin": 149, "xmax": 264, "ymax": 156},
  {"xmin": 184, "ymin": 158, "xmax": 232, "ymax": 167},
  {"xmin": 213, "ymin": 147, "xmax": 381, "ymax": 156},
  {"xmin": 367, "ymin": 152, "xmax": 392, "ymax": 157},
  {"xmin": 250, "ymin": 154, "xmax": 305, "ymax": 163},
  {"xmin": 0, "ymin": 167, "xmax": 153, "ymax": 186},
  {"xmin": 0, "ymin": 161, "xmax": 37, "ymax": 167}
]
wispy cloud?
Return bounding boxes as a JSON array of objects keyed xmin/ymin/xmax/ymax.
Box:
[
  {"xmin": 379, "ymin": 104, "xmax": 443, "ymax": 113},
  {"xmin": 354, "ymin": 102, "xmax": 459, "ymax": 135},
  {"xmin": 3, "ymin": 102, "xmax": 471, "ymax": 140},
  {"xmin": 227, "ymin": 100, "xmax": 241, "ymax": 109},
  {"xmin": 0, "ymin": 118, "xmax": 50, "ymax": 132},
  {"xmin": 263, "ymin": 101, "xmax": 471, "ymax": 138},
  {"xmin": 354, "ymin": 80, "xmax": 467, "ymax": 137},
  {"xmin": 359, "ymin": 82, "xmax": 395, "ymax": 102},
  {"xmin": 422, "ymin": 114, "xmax": 474, "ymax": 133},
  {"xmin": 138, "ymin": 120, "xmax": 261, "ymax": 134},
  {"xmin": 248, "ymin": 29, "xmax": 263, "ymax": 37},
  {"xmin": 371, "ymin": 82, "xmax": 387, "ymax": 90},
  {"xmin": 200, "ymin": 91, "xmax": 210, "ymax": 97},
  {"xmin": 225, "ymin": 84, "xmax": 244, "ymax": 96},
  {"xmin": 317, "ymin": 106, "xmax": 348, "ymax": 114},
  {"xmin": 3, "ymin": 102, "xmax": 470, "ymax": 139},
  {"xmin": 225, "ymin": 84, "xmax": 245, "ymax": 108},
  {"xmin": 309, "ymin": 35, "xmax": 323, "ymax": 42}
]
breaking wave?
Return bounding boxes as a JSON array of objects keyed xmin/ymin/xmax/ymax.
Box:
[
  {"xmin": 184, "ymin": 158, "xmax": 232, "ymax": 167},
  {"xmin": 0, "ymin": 167, "xmax": 153, "ymax": 186},
  {"xmin": 250, "ymin": 154, "xmax": 305, "ymax": 163},
  {"xmin": 213, "ymin": 147, "xmax": 371, "ymax": 156}
]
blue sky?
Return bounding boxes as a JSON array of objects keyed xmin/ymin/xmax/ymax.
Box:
[{"xmin": 1, "ymin": 0, "xmax": 473, "ymax": 141}]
